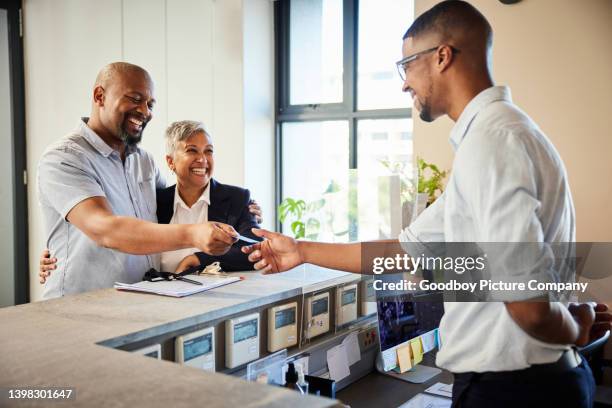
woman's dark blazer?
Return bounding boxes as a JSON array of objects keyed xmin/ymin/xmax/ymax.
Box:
[{"xmin": 156, "ymin": 178, "xmax": 261, "ymax": 271}]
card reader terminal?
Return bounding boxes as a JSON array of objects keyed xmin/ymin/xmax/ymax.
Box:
[
  {"xmin": 268, "ymin": 302, "xmax": 298, "ymax": 352},
  {"xmin": 226, "ymin": 312, "xmax": 260, "ymax": 368},
  {"xmin": 305, "ymin": 292, "xmax": 330, "ymax": 339},
  {"xmin": 336, "ymin": 284, "xmax": 358, "ymax": 326},
  {"xmin": 176, "ymin": 327, "xmax": 215, "ymax": 372}
]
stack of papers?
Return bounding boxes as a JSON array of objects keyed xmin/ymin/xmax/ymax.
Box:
[
  {"xmin": 326, "ymin": 331, "xmax": 362, "ymax": 382},
  {"xmin": 114, "ymin": 274, "xmax": 241, "ymax": 297},
  {"xmin": 399, "ymin": 393, "xmax": 451, "ymax": 408},
  {"xmin": 425, "ymin": 382, "xmax": 453, "ymax": 398}
]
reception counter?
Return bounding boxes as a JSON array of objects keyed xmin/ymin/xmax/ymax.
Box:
[{"xmin": 0, "ymin": 266, "xmax": 364, "ymax": 407}]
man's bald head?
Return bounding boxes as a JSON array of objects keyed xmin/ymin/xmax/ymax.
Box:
[
  {"xmin": 94, "ymin": 62, "xmax": 152, "ymax": 89},
  {"xmin": 403, "ymin": 0, "xmax": 492, "ymax": 63},
  {"xmin": 89, "ymin": 62, "xmax": 155, "ymax": 148}
]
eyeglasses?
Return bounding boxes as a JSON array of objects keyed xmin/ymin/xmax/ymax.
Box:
[{"xmin": 396, "ymin": 45, "xmax": 459, "ymax": 81}]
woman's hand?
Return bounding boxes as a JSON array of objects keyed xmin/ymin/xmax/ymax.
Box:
[
  {"xmin": 175, "ymin": 254, "xmax": 200, "ymax": 273},
  {"xmin": 248, "ymin": 199, "xmax": 263, "ymax": 224},
  {"xmin": 39, "ymin": 248, "xmax": 57, "ymax": 284}
]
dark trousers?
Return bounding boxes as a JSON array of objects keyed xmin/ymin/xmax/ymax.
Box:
[{"xmin": 451, "ymin": 358, "xmax": 595, "ymax": 408}]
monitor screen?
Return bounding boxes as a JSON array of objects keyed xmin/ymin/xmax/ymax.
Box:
[
  {"xmin": 341, "ymin": 288, "xmax": 357, "ymax": 306},
  {"xmin": 377, "ymin": 290, "xmax": 444, "ymax": 371},
  {"xmin": 184, "ymin": 333, "xmax": 213, "ymax": 361},
  {"xmin": 275, "ymin": 308, "xmax": 296, "ymax": 329},
  {"xmin": 312, "ymin": 297, "xmax": 328, "ymax": 317},
  {"xmin": 234, "ymin": 319, "xmax": 258, "ymax": 343}
]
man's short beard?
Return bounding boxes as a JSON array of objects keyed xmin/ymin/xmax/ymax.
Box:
[
  {"xmin": 418, "ymin": 82, "xmax": 435, "ymax": 122},
  {"xmin": 419, "ymin": 103, "xmax": 433, "ymax": 122},
  {"xmin": 119, "ymin": 129, "xmax": 143, "ymax": 146}
]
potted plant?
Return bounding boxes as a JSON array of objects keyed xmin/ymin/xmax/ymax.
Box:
[
  {"xmin": 379, "ymin": 157, "xmax": 448, "ymax": 225},
  {"xmin": 416, "ymin": 157, "xmax": 448, "ymax": 206},
  {"xmin": 278, "ymin": 180, "xmax": 349, "ymax": 241},
  {"xmin": 278, "ymin": 197, "xmax": 322, "ymax": 240}
]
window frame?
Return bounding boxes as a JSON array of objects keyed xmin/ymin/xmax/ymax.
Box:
[
  {"xmin": 274, "ymin": 0, "xmax": 412, "ymax": 231},
  {"xmin": 1, "ymin": 0, "xmax": 29, "ymax": 304}
]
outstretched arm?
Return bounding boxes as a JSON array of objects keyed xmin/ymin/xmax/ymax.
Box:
[
  {"xmin": 67, "ymin": 196, "xmax": 237, "ymax": 255},
  {"xmin": 242, "ymin": 228, "xmax": 365, "ymax": 274}
]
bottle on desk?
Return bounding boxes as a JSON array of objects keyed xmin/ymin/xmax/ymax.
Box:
[
  {"xmin": 284, "ymin": 362, "xmax": 306, "ymax": 395},
  {"xmin": 297, "ymin": 364, "xmax": 309, "ymax": 394}
]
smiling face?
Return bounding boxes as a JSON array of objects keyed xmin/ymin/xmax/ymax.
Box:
[
  {"xmin": 167, "ymin": 131, "xmax": 214, "ymax": 192},
  {"xmin": 400, "ymin": 37, "xmax": 439, "ymax": 123},
  {"xmin": 97, "ymin": 69, "xmax": 156, "ymax": 145}
]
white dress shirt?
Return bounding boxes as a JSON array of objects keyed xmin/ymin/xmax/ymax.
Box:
[
  {"xmin": 160, "ymin": 184, "xmax": 211, "ymax": 272},
  {"xmin": 399, "ymin": 86, "xmax": 575, "ymax": 373}
]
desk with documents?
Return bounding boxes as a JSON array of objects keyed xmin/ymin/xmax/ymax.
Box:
[
  {"xmin": 0, "ymin": 265, "xmax": 451, "ymax": 407},
  {"xmin": 0, "ymin": 265, "xmax": 366, "ymax": 407}
]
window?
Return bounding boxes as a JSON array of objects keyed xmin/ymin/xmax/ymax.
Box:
[{"xmin": 276, "ymin": 0, "xmax": 414, "ymax": 241}]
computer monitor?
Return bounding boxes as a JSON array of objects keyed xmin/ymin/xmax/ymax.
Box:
[{"xmin": 377, "ymin": 290, "xmax": 444, "ymax": 372}]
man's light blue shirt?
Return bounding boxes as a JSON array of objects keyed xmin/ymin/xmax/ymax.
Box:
[{"xmin": 38, "ymin": 118, "xmax": 165, "ymax": 299}]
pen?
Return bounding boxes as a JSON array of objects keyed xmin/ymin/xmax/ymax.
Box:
[{"xmin": 175, "ymin": 276, "xmax": 203, "ymax": 285}]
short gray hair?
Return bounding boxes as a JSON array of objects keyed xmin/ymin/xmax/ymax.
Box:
[{"xmin": 165, "ymin": 120, "xmax": 209, "ymax": 156}]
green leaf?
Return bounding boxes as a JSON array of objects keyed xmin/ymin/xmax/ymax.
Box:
[
  {"xmin": 291, "ymin": 221, "xmax": 305, "ymax": 239},
  {"xmin": 295, "ymin": 199, "xmax": 306, "ymax": 220},
  {"xmin": 278, "ymin": 200, "xmax": 289, "ymax": 224},
  {"xmin": 416, "ymin": 156, "xmax": 448, "ymax": 202},
  {"xmin": 278, "ymin": 197, "xmax": 309, "ymax": 224},
  {"xmin": 278, "ymin": 198, "xmax": 294, "ymax": 223}
]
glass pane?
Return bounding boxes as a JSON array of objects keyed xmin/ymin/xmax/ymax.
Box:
[
  {"xmin": 281, "ymin": 121, "xmax": 350, "ymax": 242},
  {"xmin": 358, "ymin": 118, "xmax": 413, "ymax": 175},
  {"xmin": 289, "ymin": 0, "xmax": 343, "ymax": 105},
  {"xmin": 357, "ymin": 118, "xmax": 413, "ymax": 240},
  {"xmin": 357, "ymin": 0, "xmax": 414, "ymax": 110}
]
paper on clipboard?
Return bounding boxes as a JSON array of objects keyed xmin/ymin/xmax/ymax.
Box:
[{"xmin": 114, "ymin": 274, "xmax": 241, "ymax": 297}]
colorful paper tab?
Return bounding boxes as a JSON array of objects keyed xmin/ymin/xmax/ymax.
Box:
[
  {"xmin": 435, "ymin": 328, "xmax": 441, "ymax": 348},
  {"xmin": 410, "ymin": 338, "xmax": 423, "ymax": 365},
  {"xmin": 421, "ymin": 329, "xmax": 437, "ymax": 353},
  {"xmin": 397, "ymin": 345, "xmax": 413, "ymax": 373}
]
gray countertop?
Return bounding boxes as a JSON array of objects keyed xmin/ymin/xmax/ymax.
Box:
[{"xmin": 0, "ymin": 266, "xmax": 361, "ymax": 407}]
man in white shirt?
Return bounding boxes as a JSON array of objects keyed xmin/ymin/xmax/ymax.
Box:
[{"xmin": 242, "ymin": 1, "xmax": 611, "ymax": 407}]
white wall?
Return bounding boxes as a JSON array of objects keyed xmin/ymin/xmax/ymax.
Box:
[
  {"xmin": 23, "ymin": 0, "xmax": 275, "ymax": 301},
  {"xmin": 243, "ymin": 0, "xmax": 275, "ymax": 231}
]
